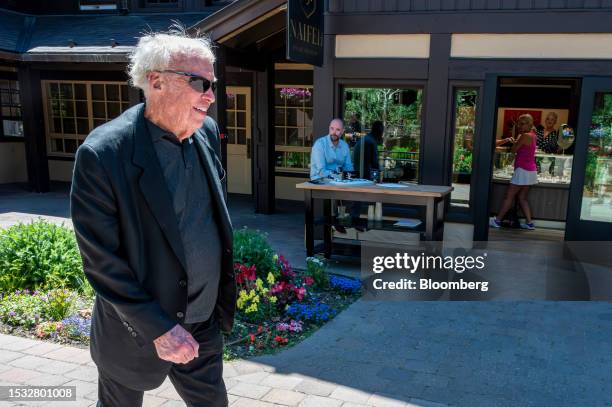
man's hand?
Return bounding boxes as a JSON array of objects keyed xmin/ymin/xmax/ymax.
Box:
[{"xmin": 153, "ymin": 324, "xmax": 199, "ymax": 364}]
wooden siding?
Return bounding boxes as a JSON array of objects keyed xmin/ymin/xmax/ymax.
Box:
[{"xmin": 328, "ymin": 0, "xmax": 612, "ymax": 13}]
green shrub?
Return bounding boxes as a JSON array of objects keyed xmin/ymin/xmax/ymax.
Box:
[
  {"xmin": 0, "ymin": 220, "xmax": 87, "ymax": 292},
  {"xmin": 0, "ymin": 290, "xmax": 46, "ymax": 328},
  {"xmin": 304, "ymin": 256, "xmax": 329, "ymax": 289},
  {"xmin": 233, "ymin": 228, "xmax": 278, "ymax": 280},
  {"xmin": 0, "ymin": 289, "xmax": 78, "ymax": 328},
  {"xmin": 44, "ymin": 289, "xmax": 77, "ymax": 321}
]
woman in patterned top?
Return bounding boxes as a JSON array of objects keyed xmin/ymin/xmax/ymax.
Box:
[{"xmin": 535, "ymin": 111, "xmax": 560, "ymax": 154}]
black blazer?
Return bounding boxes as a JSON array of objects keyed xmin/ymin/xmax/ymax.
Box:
[{"xmin": 70, "ymin": 103, "xmax": 236, "ymax": 390}]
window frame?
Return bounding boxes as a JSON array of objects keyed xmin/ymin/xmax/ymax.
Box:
[
  {"xmin": 337, "ymin": 80, "xmax": 427, "ymax": 184},
  {"xmin": 0, "ymin": 73, "xmax": 24, "ymax": 142},
  {"xmin": 274, "ymin": 83, "xmax": 314, "ymax": 174},
  {"xmin": 42, "ymin": 80, "xmax": 130, "ymax": 158},
  {"xmin": 445, "ymin": 81, "xmax": 484, "ymax": 223}
]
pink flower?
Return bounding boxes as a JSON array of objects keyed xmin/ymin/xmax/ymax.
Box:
[
  {"xmin": 304, "ymin": 276, "xmax": 314, "ymax": 286},
  {"xmin": 294, "ymin": 287, "xmax": 306, "ymax": 301},
  {"xmin": 276, "ymin": 322, "xmax": 290, "ymax": 331}
]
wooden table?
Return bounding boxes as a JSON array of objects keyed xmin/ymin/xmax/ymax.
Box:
[{"xmin": 296, "ymin": 181, "xmax": 453, "ymax": 257}]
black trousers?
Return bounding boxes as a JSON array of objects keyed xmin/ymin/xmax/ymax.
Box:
[{"xmin": 97, "ymin": 316, "xmax": 227, "ymax": 407}]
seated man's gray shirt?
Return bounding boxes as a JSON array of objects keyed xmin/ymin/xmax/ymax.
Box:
[{"xmin": 146, "ymin": 118, "xmax": 222, "ymax": 323}]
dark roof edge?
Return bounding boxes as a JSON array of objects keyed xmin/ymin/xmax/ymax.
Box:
[
  {"xmin": 189, "ymin": 0, "xmax": 285, "ymax": 41},
  {"xmin": 0, "ymin": 50, "xmax": 20, "ymax": 61},
  {"xmin": 21, "ymin": 53, "xmax": 129, "ymax": 63}
]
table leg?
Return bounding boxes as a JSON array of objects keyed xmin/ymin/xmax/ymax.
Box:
[
  {"xmin": 305, "ymin": 190, "xmax": 314, "ymax": 257},
  {"xmin": 324, "ymin": 199, "xmax": 332, "ymax": 258},
  {"xmin": 436, "ymin": 197, "xmax": 445, "ymax": 240},
  {"xmin": 425, "ymin": 199, "xmax": 435, "ymax": 241}
]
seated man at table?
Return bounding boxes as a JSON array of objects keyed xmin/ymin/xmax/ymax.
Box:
[{"xmin": 310, "ymin": 118, "xmax": 354, "ymax": 180}]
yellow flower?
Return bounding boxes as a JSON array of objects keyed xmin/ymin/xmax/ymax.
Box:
[
  {"xmin": 269, "ymin": 296, "xmax": 277, "ymax": 304},
  {"xmin": 237, "ymin": 290, "xmax": 249, "ymax": 309},
  {"xmin": 245, "ymin": 303, "xmax": 258, "ymax": 314},
  {"xmin": 256, "ymin": 278, "xmax": 264, "ymax": 291},
  {"xmin": 267, "ymin": 272, "xmax": 275, "ymax": 285}
]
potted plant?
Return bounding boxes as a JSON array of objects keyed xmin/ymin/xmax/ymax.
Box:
[{"xmin": 453, "ymin": 145, "xmax": 472, "ymax": 184}]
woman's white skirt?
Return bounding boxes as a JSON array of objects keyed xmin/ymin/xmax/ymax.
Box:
[{"xmin": 511, "ymin": 167, "xmax": 538, "ymax": 186}]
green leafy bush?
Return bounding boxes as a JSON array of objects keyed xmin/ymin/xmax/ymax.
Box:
[
  {"xmin": 233, "ymin": 228, "xmax": 278, "ymax": 280},
  {"xmin": 0, "ymin": 220, "xmax": 87, "ymax": 292},
  {"xmin": 0, "ymin": 289, "xmax": 78, "ymax": 329},
  {"xmin": 0, "ymin": 289, "xmax": 77, "ymax": 328},
  {"xmin": 44, "ymin": 289, "xmax": 77, "ymax": 321},
  {"xmin": 0, "ymin": 290, "xmax": 46, "ymax": 328},
  {"xmin": 304, "ymin": 256, "xmax": 329, "ymax": 289}
]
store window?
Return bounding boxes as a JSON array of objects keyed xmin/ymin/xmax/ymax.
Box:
[
  {"xmin": 0, "ymin": 79, "xmax": 23, "ymax": 138},
  {"xmin": 43, "ymin": 81, "xmax": 129, "ymax": 156},
  {"xmin": 450, "ymin": 88, "xmax": 478, "ymax": 208},
  {"xmin": 274, "ymin": 85, "xmax": 313, "ymax": 173},
  {"xmin": 343, "ymin": 87, "xmax": 423, "ymax": 183},
  {"xmin": 581, "ymin": 92, "xmax": 612, "ymax": 223}
]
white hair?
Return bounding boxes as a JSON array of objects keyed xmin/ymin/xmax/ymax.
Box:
[{"xmin": 128, "ymin": 24, "xmax": 215, "ymax": 98}]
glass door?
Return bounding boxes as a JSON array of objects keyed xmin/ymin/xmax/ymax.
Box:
[
  {"xmin": 226, "ymin": 86, "xmax": 252, "ymax": 195},
  {"xmin": 566, "ymin": 78, "xmax": 612, "ymax": 240}
]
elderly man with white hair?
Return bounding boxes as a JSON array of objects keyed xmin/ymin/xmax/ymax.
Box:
[{"xmin": 70, "ymin": 27, "xmax": 235, "ymax": 406}]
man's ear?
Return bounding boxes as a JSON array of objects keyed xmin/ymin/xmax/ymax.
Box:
[{"xmin": 147, "ymin": 71, "xmax": 162, "ymax": 91}]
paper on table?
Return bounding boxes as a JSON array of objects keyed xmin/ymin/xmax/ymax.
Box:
[
  {"xmin": 328, "ymin": 179, "xmax": 375, "ymax": 186},
  {"xmin": 394, "ymin": 218, "xmax": 422, "ymax": 228},
  {"xmin": 377, "ymin": 183, "xmax": 409, "ymax": 188}
]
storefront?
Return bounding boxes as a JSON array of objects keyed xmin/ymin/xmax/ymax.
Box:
[
  {"xmin": 2, "ymin": 1, "xmax": 610, "ymax": 243},
  {"xmin": 195, "ymin": 0, "xmax": 612, "ymax": 242}
]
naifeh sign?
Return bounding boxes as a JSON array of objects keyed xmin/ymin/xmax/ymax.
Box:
[{"xmin": 286, "ymin": 0, "xmax": 324, "ymax": 67}]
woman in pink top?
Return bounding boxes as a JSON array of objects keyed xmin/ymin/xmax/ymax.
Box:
[{"xmin": 490, "ymin": 114, "xmax": 537, "ymax": 230}]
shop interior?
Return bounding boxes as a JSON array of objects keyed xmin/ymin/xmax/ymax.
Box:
[{"xmin": 488, "ymin": 77, "xmax": 581, "ymax": 240}]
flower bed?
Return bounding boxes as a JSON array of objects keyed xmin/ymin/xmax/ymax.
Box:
[
  {"xmin": 223, "ymin": 230, "xmax": 361, "ymax": 359},
  {"xmin": 0, "ymin": 221, "xmax": 361, "ymax": 358}
]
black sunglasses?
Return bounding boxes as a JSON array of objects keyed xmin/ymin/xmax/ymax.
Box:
[{"xmin": 159, "ymin": 70, "xmax": 217, "ymax": 94}]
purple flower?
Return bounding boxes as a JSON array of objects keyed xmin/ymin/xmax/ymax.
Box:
[
  {"xmin": 289, "ymin": 320, "xmax": 303, "ymax": 332},
  {"xmin": 8, "ymin": 311, "xmax": 16, "ymax": 317},
  {"xmin": 60, "ymin": 314, "xmax": 91, "ymax": 338}
]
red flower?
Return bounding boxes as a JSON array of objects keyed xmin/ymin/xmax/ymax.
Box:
[
  {"xmin": 257, "ymin": 325, "xmax": 263, "ymax": 334},
  {"xmin": 274, "ymin": 335, "xmax": 288, "ymax": 345},
  {"xmin": 249, "ymin": 334, "xmax": 256, "ymax": 343},
  {"xmin": 235, "ymin": 263, "xmax": 257, "ymax": 286},
  {"xmin": 303, "ymin": 276, "xmax": 314, "ymax": 286}
]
